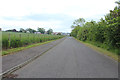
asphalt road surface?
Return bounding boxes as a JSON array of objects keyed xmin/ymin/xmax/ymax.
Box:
[
  {"xmin": 2, "ymin": 37, "xmax": 65, "ymax": 72},
  {"xmin": 13, "ymin": 37, "xmax": 118, "ymax": 78}
]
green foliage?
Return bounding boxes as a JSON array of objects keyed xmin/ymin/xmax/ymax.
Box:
[
  {"xmin": 71, "ymin": 6, "xmax": 120, "ymax": 55},
  {"xmin": 2, "ymin": 32, "xmax": 63, "ymax": 49},
  {"xmin": 19, "ymin": 28, "xmax": 26, "ymax": 33},
  {"xmin": 26, "ymin": 28, "xmax": 36, "ymax": 33},
  {"xmin": 73, "ymin": 18, "xmax": 85, "ymax": 27},
  {"xmin": 71, "ymin": 26, "xmax": 80, "ymax": 38},
  {"xmin": 57, "ymin": 33, "xmax": 61, "ymax": 35},
  {"xmin": 47, "ymin": 28, "xmax": 53, "ymax": 34},
  {"xmin": 37, "ymin": 28, "xmax": 45, "ymax": 34}
]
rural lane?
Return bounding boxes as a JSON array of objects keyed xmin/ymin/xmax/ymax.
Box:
[
  {"xmin": 2, "ymin": 37, "xmax": 66, "ymax": 72},
  {"xmin": 13, "ymin": 37, "xmax": 118, "ymax": 78}
]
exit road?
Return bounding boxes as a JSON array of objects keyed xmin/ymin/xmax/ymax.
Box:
[{"xmin": 13, "ymin": 37, "xmax": 118, "ymax": 78}]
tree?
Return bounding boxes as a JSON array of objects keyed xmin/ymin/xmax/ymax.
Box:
[
  {"xmin": 115, "ymin": 0, "xmax": 120, "ymax": 6},
  {"xmin": 37, "ymin": 28, "xmax": 45, "ymax": 34},
  {"xmin": 47, "ymin": 29, "xmax": 53, "ymax": 34},
  {"xmin": 71, "ymin": 26, "xmax": 80, "ymax": 38},
  {"xmin": 71, "ymin": 18, "xmax": 85, "ymax": 38},
  {"xmin": 73, "ymin": 18, "xmax": 85, "ymax": 27},
  {"xmin": 6, "ymin": 29, "xmax": 18, "ymax": 32},
  {"xmin": 57, "ymin": 33, "xmax": 61, "ymax": 35},
  {"xmin": 32, "ymin": 29, "xmax": 36, "ymax": 33},
  {"xmin": 70, "ymin": 2, "xmax": 120, "ymax": 54},
  {"xmin": 19, "ymin": 28, "xmax": 26, "ymax": 33},
  {"xmin": 26, "ymin": 28, "xmax": 36, "ymax": 33},
  {"xmin": 104, "ymin": 6, "xmax": 120, "ymax": 48}
]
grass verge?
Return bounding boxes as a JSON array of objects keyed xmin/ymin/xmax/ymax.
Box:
[
  {"xmin": 74, "ymin": 38, "xmax": 118, "ymax": 61},
  {"xmin": 2, "ymin": 39, "xmax": 60, "ymax": 56}
]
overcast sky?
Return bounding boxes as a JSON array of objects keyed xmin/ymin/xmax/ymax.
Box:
[{"xmin": 0, "ymin": 0, "xmax": 117, "ymax": 33}]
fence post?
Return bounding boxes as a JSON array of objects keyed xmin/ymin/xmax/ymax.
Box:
[
  {"xmin": 19, "ymin": 34, "xmax": 21, "ymax": 40},
  {"xmin": 28, "ymin": 34, "xmax": 29, "ymax": 39},
  {"xmin": 8, "ymin": 33, "xmax": 11, "ymax": 48},
  {"xmin": 34, "ymin": 34, "xmax": 35, "ymax": 43},
  {"xmin": 34, "ymin": 34, "xmax": 35, "ymax": 39}
]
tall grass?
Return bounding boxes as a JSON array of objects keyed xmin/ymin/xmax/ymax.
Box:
[
  {"xmin": 0, "ymin": 31, "xmax": 2, "ymax": 51},
  {"xmin": 2, "ymin": 32, "xmax": 63, "ymax": 49}
]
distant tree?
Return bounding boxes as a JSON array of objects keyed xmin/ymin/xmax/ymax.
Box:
[
  {"xmin": 47, "ymin": 29, "xmax": 53, "ymax": 34},
  {"xmin": 13, "ymin": 29, "xmax": 18, "ymax": 32},
  {"xmin": 37, "ymin": 28, "xmax": 45, "ymax": 34},
  {"xmin": 26, "ymin": 28, "xmax": 32, "ymax": 33},
  {"xmin": 57, "ymin": 33, "xmax": 61, "ymax": 35},
  {"xmin": 19, "ymin": 28, "xmax": 26, "ymax": 33},
  {"xmin": 26, "ymin": 28, "xmax": 36, "ymax": 33},
  {"xmin": 32, "ymin": 29, "xmax": 36, "ymax": 33},
  {"xmin": 6, "ymin": 29, "xmax": 18, "ymax": 32}
]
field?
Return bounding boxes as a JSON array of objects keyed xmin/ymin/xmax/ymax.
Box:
[{"xmin": 2, "ymin": 32, "xmax": 64, "ymax": 49}]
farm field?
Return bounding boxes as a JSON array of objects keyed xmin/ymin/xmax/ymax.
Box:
[{"xmin": 2, "ymin": 32, "xmax": 64, "ymax": 50}]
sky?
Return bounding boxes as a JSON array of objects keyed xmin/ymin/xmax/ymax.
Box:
[{"xmin": 0, "ymin": 0, "xmax": 117, "ymax": 33}]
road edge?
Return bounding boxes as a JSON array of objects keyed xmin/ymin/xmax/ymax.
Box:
[
  {"xmin": 73, "ymin": 37, "xmax": 118, "ymax": 63},
  {"xmin": 1, "ymin": 37, "xmax": 66, "ymax": 78}
]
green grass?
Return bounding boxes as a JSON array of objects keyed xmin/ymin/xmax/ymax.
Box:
[
  {"xmin": 83, "ymin": 41, "xmax": 120, "ymax": 55},
  {"xmin": 2, "ymin": 39, "xmax": 60, "ymax": 56},
  {"xmin": 74, "ymin": 38, "xmax": 118, "ymax": 61}
]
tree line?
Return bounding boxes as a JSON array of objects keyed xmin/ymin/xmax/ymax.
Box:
[
  {"xmin": 6, "ymin": 28, "xmax": 53, "ymax": 34},
  {"xmin": 70, "ymin": 2, "xmax": 120, "ymax": 54}
]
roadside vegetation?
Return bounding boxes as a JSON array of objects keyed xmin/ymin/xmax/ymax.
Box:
[
  {"xmin": 0, "ymin": 31, "xmax": 1, "ymax": 53},
  {"xmin": 2, "ymin": 27, "xmax": 64, "ymax": 55},
  {"xmin": 2, "ymin": 32, "xmax": 63, "ymax": 50},
  {"xmin": 2, "ymin": 39, "xmax": 60, "ymax": 56},
  {"xmin": 70, "ymin": 1, "xmax": 120, "ymax": 56}
]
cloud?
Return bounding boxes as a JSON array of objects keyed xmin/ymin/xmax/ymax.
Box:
[
  {"xmin": 0, "ymin": 0, "xmax": 117, "ymax": 32},
  {"xmin": 1, "ymin": 14, "xmax": 74, "ymax": 32},
  {"xmin": 1, "ymin": 14, "xmax": 74, "ymax": 21}
]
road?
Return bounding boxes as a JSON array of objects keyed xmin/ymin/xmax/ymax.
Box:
[
  {"xmin": 13, "ymin": 37, "xmax": 118, "ymax": 78},
  {"xmin": 2, "ymin": 37, "xmax": 65, "ymax": 72}
]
